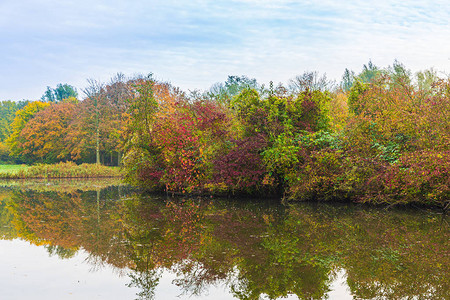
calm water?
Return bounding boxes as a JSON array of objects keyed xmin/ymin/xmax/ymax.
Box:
[{"xmin": 0, "ymin": 179, "xmax": 448, "ymax": 300}]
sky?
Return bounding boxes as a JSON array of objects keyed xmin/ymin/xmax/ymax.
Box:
[{"xmin": 1, "ymin": 0, "xmax": 449, "ymax": 101}]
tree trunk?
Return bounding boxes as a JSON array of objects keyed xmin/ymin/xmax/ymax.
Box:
[
  {"xmin": 96, "ymin": 111, "xmax": 100, "ymax": 165},
  {"xmin": 96, "ymin": 127, "xmax": 100, "ymax": 164}
]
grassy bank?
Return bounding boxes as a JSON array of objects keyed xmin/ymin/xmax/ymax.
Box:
[
  {"xmin": 0, "ymin": 177, "xmax": 125, "ymax": 193},
  {"xmin": 0, "ymin": 162, "xmax": 121, "ymax": 179},
  {"xmin": 0, "ymin": 164, "xmax": 29, "ymax": 174}
]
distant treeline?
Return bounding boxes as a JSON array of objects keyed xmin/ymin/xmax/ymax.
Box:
[{"xmin": 0, "ymin": 61, "xmax": 449, "ymax": 206}]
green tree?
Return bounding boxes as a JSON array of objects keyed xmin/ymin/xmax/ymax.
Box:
[
  {"xmin": 341, "ymin": 68, "xmax": 355, "ymax": 92},
  {"xmin": 387, "ymin": 59, "xmax": 412, "ymax": 86},
  {"xmin": 347, "ymin": 79, "xmax": 368, "ymax": 114},
  {"xmin": 0, "ymin": 100, "xmax": 28, "ymax": 142},
  {"xmin": 41, "ymin": 83, "xmax": 78, "ymax": 103},
  {"xmin": 416, "ymin": 68, "xmax": 440, "ymax": 94},
  {"xmin": 357, "ymin": 60, "xmax": 381, "ymax": 83},
  {"xmin": 208, "ymin": 75, "xmax": 262, "ymax": 104}
]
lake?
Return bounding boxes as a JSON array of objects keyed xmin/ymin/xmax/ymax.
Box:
[{"xmin": 0, "ymin": 179, "xmax": 448, "ymax": 299}]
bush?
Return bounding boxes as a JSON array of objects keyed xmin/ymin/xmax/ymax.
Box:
[{"xmin": 362, "ymin": 150, "xmax": 450, "ymax": 206}]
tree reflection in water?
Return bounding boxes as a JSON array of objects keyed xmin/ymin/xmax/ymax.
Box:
[{"xmin": 0, "ymin": 184, "xmax": 448, "ymax": 300}]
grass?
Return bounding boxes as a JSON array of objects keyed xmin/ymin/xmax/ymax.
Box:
[
  {"xmin": 0, "ymin": 162, "xmax": 121, "ymax": 179},
  {"xmin": 0, "ymin": 164, "xmax": 29, "ymax": 174},
  {"xmin": 0, "ymin": 177, "xmax": 125, "ymax": 193}
]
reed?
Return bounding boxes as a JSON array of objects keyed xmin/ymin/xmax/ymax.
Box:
[
  {"xmin": 0, "ymin": 177, "xmax": 125, "ymax": 193},
  {"xmin": 0, "ymin": 162, "xmax": 121, "ymax": 179}
]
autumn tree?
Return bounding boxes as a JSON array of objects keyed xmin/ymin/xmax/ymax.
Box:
[
  {"xmin": 83, "ymin": 79, "xmax": 104, "ymax": 164},
  {"xmin": 5, "ymin": 101, "xmax": 50, "ymax": 160},
  {"xmin": 288, "ymin": 71, "xmax": 335, "ymax": 94},
  {"xmin": 17, "ymin": 101, "xmax": 77, "ymax": 163},
  {"xmin": 122, "ymin": 76, "xmax": 186, "ymax": 188},
  {"xmin": 66, "ymin": 76, "xmax": 131, "ymax": 165}
]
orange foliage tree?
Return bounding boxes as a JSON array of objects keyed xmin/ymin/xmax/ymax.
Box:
[{"xmin": 18, "ymin": 101, "xmax": 77, "ymax": 163}]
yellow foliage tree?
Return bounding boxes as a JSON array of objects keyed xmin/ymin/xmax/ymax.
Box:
[{"xmin": 5, "ymin": 101, "xmax": 50, "ymax": 159}]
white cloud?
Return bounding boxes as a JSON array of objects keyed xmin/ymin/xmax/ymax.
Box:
[{"xmin": 1, "ymin": 0, "xmax": 449, "ymax": 99}]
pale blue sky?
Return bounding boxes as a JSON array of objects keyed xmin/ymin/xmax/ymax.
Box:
[{"xmin": 1, "ymin": 0, "xmax": 449, "ymax": 100}]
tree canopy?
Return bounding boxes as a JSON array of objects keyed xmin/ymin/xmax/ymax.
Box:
[
  {"xmin": 0, "ymin": 61, "xmax": 448, "ymax": 207},
  {"xmin": 41, "ymin": 83, "xmax": 78, "ymax": 103}
]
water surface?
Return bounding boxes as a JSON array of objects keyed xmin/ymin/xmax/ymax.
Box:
[{"xmin": 0, "ymin": 180, "xmax": 448, "ymax": 299}]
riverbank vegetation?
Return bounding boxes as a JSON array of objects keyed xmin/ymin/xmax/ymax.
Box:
[
  {"xmin": 0, "ymin": 162, "xmax": 120, "ymax": 179},
  {"xmin": 0, "ymin": 177, "xmax": 124, "ymax": 192},
  {"xmin": 0, "ymin": 61, "xmax": 448, "ymax": 207},
  {"xmin": 0, "ymin": 164, "xmax": 28, "ymax": 174}
]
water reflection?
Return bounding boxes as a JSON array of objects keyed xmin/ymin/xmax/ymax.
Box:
[{"xmin": 0, "ymin": 182, "xmax": 448, "ymax": 299}]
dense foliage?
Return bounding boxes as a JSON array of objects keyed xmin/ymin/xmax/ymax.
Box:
[
  {"xmin": 120, "ymin": 65, "xmax": 449, "ymax": 207},
  {"xmin": 0, "ymin": 76, "xmax": 131, "ymax": 165},
  {"xmin": 0, "ymin": 62, "xmax": 449, "ymax": 206}
]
